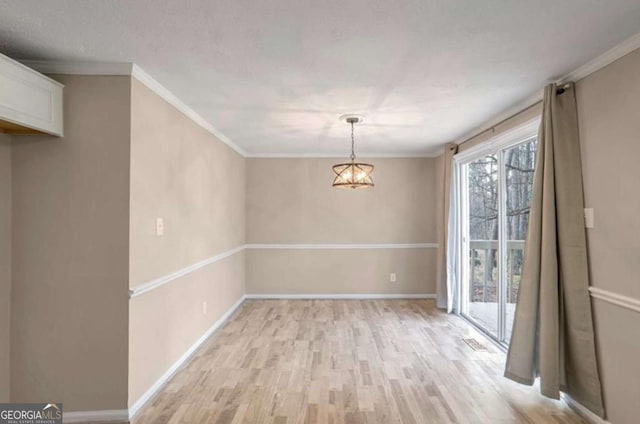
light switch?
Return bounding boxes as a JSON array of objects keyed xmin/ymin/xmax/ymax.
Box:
[
  {"xmin": 156, "ymin": 217, "xmax": 164, "ymax": 236},
  {"xmin": 584, "ymin": 208, "xmax": 594, "ymax": 229},
  {"xmin": 390, "ymin": 273, "xmax": 397, "ymax": 283}
]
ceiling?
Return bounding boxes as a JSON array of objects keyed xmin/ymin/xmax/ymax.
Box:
[{"xmin": 1, "ymin": 1, "xmax": 640, "ymax": 157}]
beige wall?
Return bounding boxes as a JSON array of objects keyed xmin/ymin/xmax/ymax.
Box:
[
  {"xmin": 10, "ymin": 75, "xmax": 131, "ymax": 411},
  {"xmin": 129, "ymin": 81, "xmax": 245, "ymax": 285},
  {"xmin": 128, "ymin": 80, "xmax": 246, "ymax": 407},
  {"xmin": 575, "ymin": 48, "xmax": 640, "ymax": 424},
  {"xmin": 246, "ymin": 158, "xmax": 438, "ymax": 294},
  {"xmin": 445, "ymin": 47, "xmax": 640, "ymax": 423},
  {"xmin": 0, "ymin": 134, "xmax": 11, "ymax": 402},
  {"xmin": 247, "ymin": 249, "xmax": 435, "ymax": 295},
  {"xmin": 247, "ymin": 158, "xmax": 436, "ymax": 243},
  {"xmin": 129, "ymin": 252, "xmax": 244, "ymax": 405}
]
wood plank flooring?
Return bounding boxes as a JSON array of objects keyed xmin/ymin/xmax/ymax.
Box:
[{"xmin": 133, "ymin": 299, "xmax": 584, "ymax": 424}]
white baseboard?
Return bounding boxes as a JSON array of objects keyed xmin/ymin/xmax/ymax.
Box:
[
  {"xmin": 63, "ymin": 409, "xmax": 129, "ymax": 423},
  {"xmin": 245, "ymin": 293, "xmax": 437, "ymax": 300},
  {"xmin": 561, "ymin": 394, "xmax": 609, "ymax": 424},
  {"xmin": 128, "ymin": 295, "xmax": 246, "ymax": 419}
]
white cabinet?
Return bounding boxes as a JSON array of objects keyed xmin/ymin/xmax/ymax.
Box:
[{"xmin": 0, "ymin": 53, "xmax": 63, "ymax": 136}]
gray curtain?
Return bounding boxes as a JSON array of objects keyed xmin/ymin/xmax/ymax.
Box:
[
  {"xmin": 436, "ymin": 143, "xmax": 458, "ymax": 311},
  {"xmin": 504, "ymin": 83, "xmax": 605, "ymax": 417}
]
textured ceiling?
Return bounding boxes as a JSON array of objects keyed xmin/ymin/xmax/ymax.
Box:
[{"xmin": 1, "ymin": 0, "xmax": 640, "ymax": 156}]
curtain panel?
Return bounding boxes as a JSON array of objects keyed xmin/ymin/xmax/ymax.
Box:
[
  {"xmin": 436, "ymin": 143, "xmax": 458, "ymax": 311},
  {"xmin": 504, "ymin": 83, "xmax": 605, "ymax": 417}
]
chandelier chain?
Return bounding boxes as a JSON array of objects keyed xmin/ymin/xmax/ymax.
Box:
[{"xmin": 350, "ymin": 121, "xmax": 356, "ymax": 161}]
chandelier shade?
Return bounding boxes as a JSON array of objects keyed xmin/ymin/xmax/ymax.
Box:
[
  {"xmin": 332, "ymin": 162, "xmax": 374, "ymax": 189},
  {"xmin": 332, "ymin": 115, "xmax": 374, "ymax": 189}
]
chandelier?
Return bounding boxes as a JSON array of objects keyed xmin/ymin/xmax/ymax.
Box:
[{"xmin": 332, "ymin": 115, "xmax": 374, "ymax": 189}]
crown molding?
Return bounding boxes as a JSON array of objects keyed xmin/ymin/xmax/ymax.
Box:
[
  {"xmin": 18, "ymin": 60, "xmax": 246, "ymax": 156},
  {"xmin": 19, "ymin": 60, "xmax": 433, "ymax": 159},
  {"xmin": 245, "ymin": 152, "xmax": 440, "ymax": 158},
  {"xmin": 19, "ymin": 30, "xmax": 640, "ymax": 157},
  {"xmin": 130, "ymin": 65, "xmax": 246, "ymax": 156},
  {"xmin": 558, "ymin": 31, "xmax": 640, "ymax": 84},
  {"xmin": 450, "ymin": 30, "xmax": 640, "ymax": 146},
  {"xmin": 20, "ymin": 60, "xmax": 135, "ymax": 76}
]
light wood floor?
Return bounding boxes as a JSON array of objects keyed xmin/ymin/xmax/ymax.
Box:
[{"xmin": 133, "ymin": 300, "xmax": 584, "ymax": 424}]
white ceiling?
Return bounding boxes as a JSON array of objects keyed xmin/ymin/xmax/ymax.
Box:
[{"xmin": 1, "ymin": 1, "xmax": 640, "ymax": 156}]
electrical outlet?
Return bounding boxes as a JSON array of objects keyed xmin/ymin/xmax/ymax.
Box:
[
  {"xmin": 390, "ymin": 273, "xmax": 397, "ymax": 283},
  {"xmin": 203, "ymin": 301, "xmax": 207, "ymax": 315},
  {"xmin": 156, "ymin": 217, "xmax": 164, "ymax": 236}
]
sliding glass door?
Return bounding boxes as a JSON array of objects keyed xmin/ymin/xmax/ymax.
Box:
[
  {"xmin": 465, "ymin": 152, "xmax": 500, "ymax": 337},
  {"xmin": 456, "ymin": 130, "xmax": 537, "ymax": 345}
]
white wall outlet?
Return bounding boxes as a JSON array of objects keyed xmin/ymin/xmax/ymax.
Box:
[
  {"xmin": 584, "ymin": 208, "xmax": 594, "ymax": 229},
  {"xmin": 202, "ymin": 301, "xmax": 207, "ymax": 315},
  {"xmin": 390, "ymin": 273, "xmax": 397, "ymax": 283},
  {"xmin": 156, "ymin": 217, "xmax": 164, "ymax": 236}
]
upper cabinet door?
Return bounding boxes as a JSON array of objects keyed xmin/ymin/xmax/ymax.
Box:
[{"xmin": 0, "ymin": 53, "xmax": 64, "ymax": 136}]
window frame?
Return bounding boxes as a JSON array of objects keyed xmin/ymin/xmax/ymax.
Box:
[{"xmin": 452, "ymin": 117, "xmax": 540, "ymax": 346}]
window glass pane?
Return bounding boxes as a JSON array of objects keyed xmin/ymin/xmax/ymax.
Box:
[
  {"xmin": 504, "ymin": 138, "xmax": 537, "ymax": 343},
  {"xmin": 466, "ymin": 153, "xmax": 499, "ymax": 337}
]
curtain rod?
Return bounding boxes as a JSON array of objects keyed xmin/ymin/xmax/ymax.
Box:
[
  {"xmin": 456, "ymin": 100, "xmax": 542, "ymax": 147},
  {"xmin": 456, "ymin": 82, "xmax": 572, "ymax": 147}
]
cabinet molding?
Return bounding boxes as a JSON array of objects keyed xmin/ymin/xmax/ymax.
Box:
[{"xmin": 0, "ymin": 53, "xmax": 63, "ymax": 136}]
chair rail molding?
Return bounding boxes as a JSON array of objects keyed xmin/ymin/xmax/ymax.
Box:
[
  {"xmin": 246, "ymin": 243, "xmax": 438, "ymax": 249},
  {"xmin": 129, "ymin": 245, "xmax": 246, "ymax": 298},
  {"xmin": 588, "ymin": 286, "xmax": 640, "ymax": 313},
  {"xmin": 129, "ymin": 242, "xmax": 439, "ymax": 298}
]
